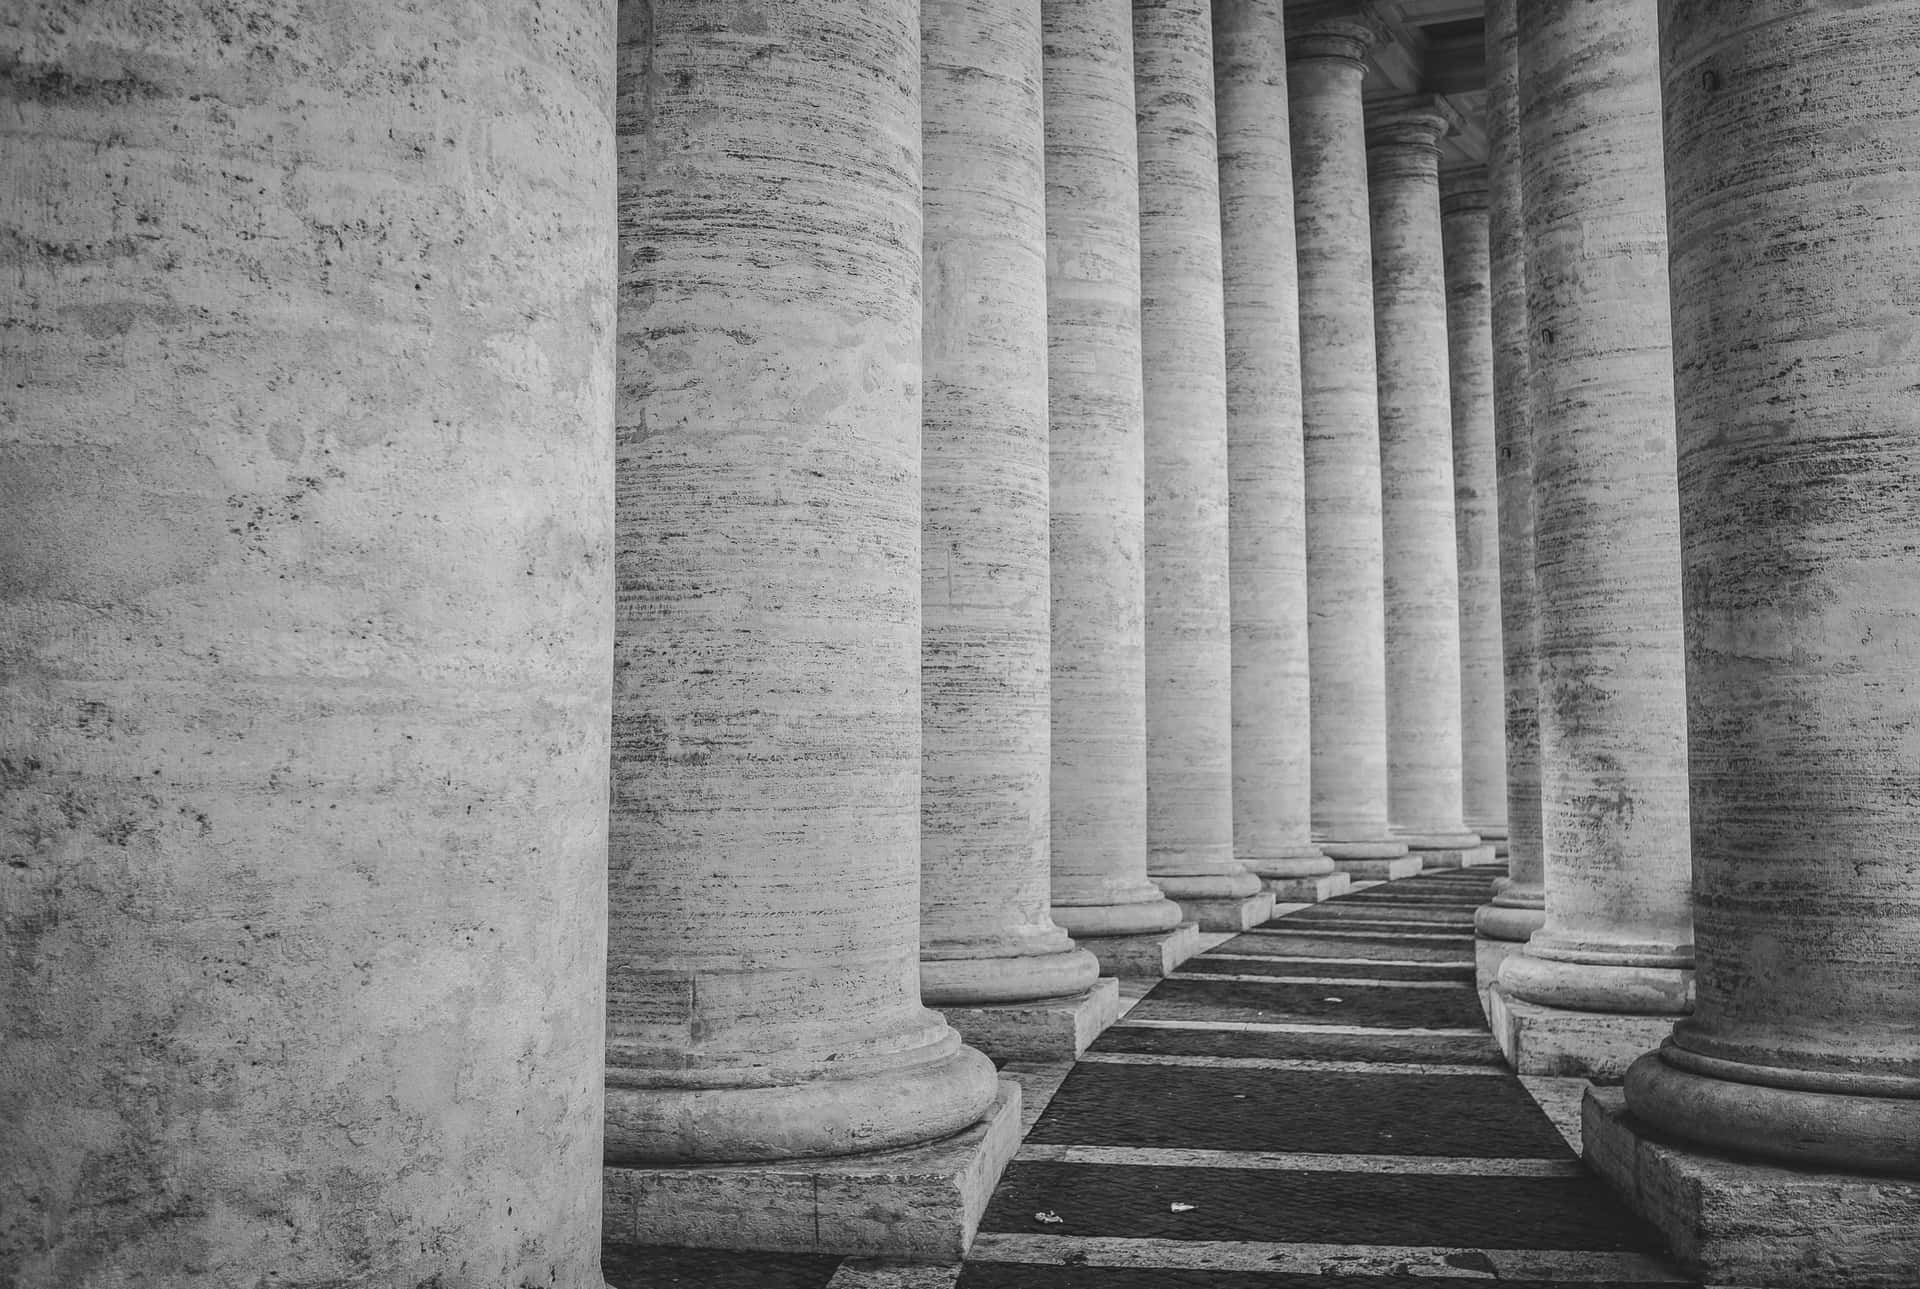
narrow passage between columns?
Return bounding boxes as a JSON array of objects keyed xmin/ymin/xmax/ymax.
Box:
[{"xmin": 608, "ymin": 866, "xmax": 1701, "ymax": 1288}]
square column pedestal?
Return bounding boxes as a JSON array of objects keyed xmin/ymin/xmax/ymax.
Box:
[
  {"xmin": 1263, "ymin": 871, "xmax": 1353, "ymax": 902},
  {"xmin": 1584, "ymin": 1087, "xmax": 1920, "ymax": 1288},
  {"xmin": 1075, "ymin": 921, "xmax": 1203, "ymax": 979},
  {"xmin": 604, "ymin": 1079, "xmax": 1023, "ymax": 1261},
  {"xmin": 938, "ymin": 978, "xmax": 1122, "ymax": 1062},
  {"xmin": 1411, "ymin": 843, "xmax": 1501, "ymax": 870},
  {"xmin": 1333, "ymin": 855, "xmax": 1425, "ymax": 880},
  {"xmin": 1486, "ymin": 983, "xmax": 1678, "ymax": 1078},
  {"xmin": 1170, "ymin": 890, "xmax": 1275, "ymax": 933}
]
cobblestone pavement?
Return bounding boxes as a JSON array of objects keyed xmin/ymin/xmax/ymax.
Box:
[{"xmin": 609, "ymin": 866, "xmax": 1701, "ymax": 1289}]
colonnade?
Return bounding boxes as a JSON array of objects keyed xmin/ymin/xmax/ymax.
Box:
[{"xmin": 5, "ymin": 0, "xmax": 1917, "ymax": 1282}]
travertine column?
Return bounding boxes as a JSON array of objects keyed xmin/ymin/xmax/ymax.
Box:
[
  {"xmin": 1, "ymin": 5, "xmax": 615, "ymax": 1283},
  {"xmin": 1440, "ymin": 168, "xmax": 1507, "ymax": 852},
  {"xmin": 1368, "ymin": 98, "xmax": 1488, "ymax": 868},
  {"xmin": 607, "ymin": 0, "xmax": 998, "ymax": 1163},
  {"xmin": 1134, "ymin": 0, "xmax": 1269, "ymax": 923},
  {"xmin": 1476, "ymin": 0, "xmax": 1546, "ymax": 942},
  {"xmin": 920, "ymin": 0, "xmax": 1102, "ymax": 1015},
  {"xmin": 1288, "ymin": 17, "xmax": 1412, "ymax": 874},
  {"xmin": 1497, "ymin": 0, "xmax": 1693, "ymax": 1017},
  {"xmin": 1215, "ymin": 0, "xmax": 1339, "ymax": 900},
  {"xmin": 1625, "ymin": 0, "xmax": 1920, "ymax": 1174},
  {"xmin": 1044, "ymin": 0, "xmax": 1188, "ymax": 956}
]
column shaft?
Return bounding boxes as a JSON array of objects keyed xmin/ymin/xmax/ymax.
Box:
[
  {"xmin": 1288, "ymin": 20, "xmax": 1408, "ymax": 866},
  {"xmin": 920, "ymin": 0, "xmax": 1100, "ymax": 1008},
  {"xmin": 1368, "ymin": 99, "xmax": 1484, "ymax": 860},
  {"xmin": 1044, "ymin": 0, "xmax": 1186, "ymax": 945},
  {"xmin": 1498, "ymin": 0, "xmax": 1692, "ymax": 1015},
  {"xmin": 1215, "ymin": 0, "xmax": 1331, "ymax": 888},
  {"xmin": 1477, "ymin": 0, "xmax": 1547, "ymax": 942},
  {"xmin": 1, "ymin": 5, "xmax": 616, "ymax": 1282},
  {"xmin": 1625, "ymin": 0, "xmax": 1920, "ymax": 1175},
  {"xmin": 1135, "ymin": 0, "xmax": 1261, "ymax": 903},
  {"xmin": 1440, "ymin": 169, "xmax": 1507, "ymax": 849},
  {"xmin": 607, "ymin": 0, "xmax": 997, "ymax": 1163}
]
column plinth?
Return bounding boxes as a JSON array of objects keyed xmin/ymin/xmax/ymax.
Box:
[
  {"xmin": 1, "ymin": 7, "xmax": 616, "ymax": 1282},
  {"xmin": 1289, "ymin": 19, "xmax": 1408, "ymax": 872},
  {"xmin": 1475, "ymin": 0, "xmax": 1545, "ymax": 946},
  {"xmin": 1615, "ymin": 0, "xmax": 1920, "ymax": 1184},
  {"xmin": 919, "ymin": 0, "xmax": 1102, "ymax": 1026},
  {"xmin": 1135, "ymin": 0, "xmax": 1267, "ymax": 922},
  {"xmin": 1217, "ymin": 1, "xmax": 1335, "ymax": 901},
  {"xmin": 607, "ymin": 0, "xmax": 997, "ymax": 1166},
  {"xmin": 1491, "ymin": 0, "xmax": 1694, "ymax": 1058},
  {"xmin": 1044, "ymin": 0, "xmax": 1189, "ymax": 958},
  {"xmin": 1368, "ymin": 97, "xmax": 1485, "ymax": 869}
]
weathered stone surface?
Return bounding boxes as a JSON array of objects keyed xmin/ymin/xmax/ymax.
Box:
[
  {"xmin": 1487, "ymin": 987, "xmax": 1679, "ymax": 1081},
  {"xmin": 1499, "ymin": 0, "xmax": 1692, "ymax": 1014},
  {"xmin": 1586, "ymin": 1087, "xmax": 1920, "ymax": 1287},
  {"xmin": 1475, "ymin": 0, "xmax": 1545, "ymax": 947},
  {"xmin": 1043, "ymin": 0, "xmax": 1187, "ymax": 949},
  {"xmin": 1216, "ymin": 0, "xmax": 1332, "ymax": 894},
  {"xmin": 1135, "ymin": 0, "xmax": 1261, "ymax": 906},
  {"xmin": 0, "ymin": 6, "xmax": 616, "ymax": 1284},
  {"xmin": 606, "ymin": 0, "xmax": 996, "ymax": 1165},
  {"xmin": 1287, "ymin": 18, "xmax": 1407, "ymax": 866},
  {"xmin": 1077, "ymin": 922, "xmax": 1205, "ymax": 979},
  {"xmin": 1368, "ymin": 96, "xmax": 1483, "ymax": 865},
  {"xmin": 1264, "ymin": 871, "xmax": 1354, "ymax": 904},
  {"xmin": 1623, "ymin": 0, "xmax": 1920, "ymax": 1181},
  {"xmin": 605, "ymin": 1082, "xmax": 1022, "ymax": 1261},
  {"xmin": 1171, "ymin": 890, "xmax": 1278, "ymax": 934},
  {"xmin": 919, "ymin": 0, "xmax": 1101, "ymax": 1011},
  {"xmin": 938, "ymin": 978, "xmax": 1123, "ymax": 1062},
  {"xmin": 1439, "ymin": 167, "xmax": 1506, "ymax": 847}
]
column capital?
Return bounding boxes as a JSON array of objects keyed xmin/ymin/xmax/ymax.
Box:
[
  {"xmin": 1440, "ymin": 164, "xmax": 1491, "ymax": 215},
  {"xmin": 1365, "ymin": 93, "xmax": 1461, "ymax": 157},
  {"xmin": 1284, "ymin": 2, "xmax": 1385, "ymax": 66}
]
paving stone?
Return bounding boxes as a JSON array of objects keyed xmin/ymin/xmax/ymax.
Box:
[
  {"xmin": 960, "ymin": 1265, "xmax": 1682, "ymax": 1289},
  {"xmin": 980, "ymin": 1162, "xmax": 1669, "ymax": 1250},
  {"xmin": 1221, "ymin": 931, "xmax": 1473, "ymax": 962},
  {"xmin": 603, "ymin": 1245, "xmax": 842, "ymax": 1288},
  {"xmin": 1128, "ymin": 976, "xmax": 1490, "ymax": 1029},
  {"xmin": 1178, "ymin": 957, "xmax": 1474, "ymax": 982},
  {"xmin": 1088, "ymin": 1023, "xmax": 1506, "ymax": 1065},
  {"xmin": 1021, "ymin": 1063, "xmax": 1572, "ymax": 1157}
]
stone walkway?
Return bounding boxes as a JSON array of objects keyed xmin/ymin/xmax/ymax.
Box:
[{"xmin": 609, "ymin": 867, "xmax": 1700, "ymax": 1289}]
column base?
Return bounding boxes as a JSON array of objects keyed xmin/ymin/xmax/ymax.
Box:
[
  {"xmin": 1240, "ymin": 848, "xmax": 1335, "ymax": 882},
  {"xmin": 935, "ymin": 978, "xmax": 1121, "ymax": 1062},
  {"xmin": 1475, "ymin": 935, "xmax": 1528, "ymax": 1008},
  {"xmin": 1583, "ymin": 1085, "xmax": 1920, "ymax": 1288},
  {"xmin": 1168, "ymin": 888, "xmax": 1275, "ymax": 932},
  {"xmin": 1262, "ymin": 870, "xmax": 1353, "ymax": 902},
  {"xmin": 1409, "ymin": 842, "xmax": 1500, "ymax": 870},
  {"xmin": 1332, "ymin": 854, "xmax": 1424, "ymax": 880},
  {"xmin": 1474, "ymin": 899, "xmax": 1546, "ymax": 943},
  {"xmin": 1487, "ymin": 983, "xmax": 1678, "ymax": 1078},
  {"xmin": 1075, "ymin": 921, "xmax": 1202, "ymax": 978},
  {"xmin": 604, "ymin": 1079, "xmax": 1021, "ymax": 1261}
]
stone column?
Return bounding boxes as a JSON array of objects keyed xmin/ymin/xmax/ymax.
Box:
[
  {"xmin": 606, "ymin": 0, "xmax": 1000, "ymax": 1173},
  {"xmin": 1440, "ymin": 167, "xmax": 1507, "ymax": 856},
  {"xmin": 1044, "ymin": 0, "xmax": 1192, "ymax": 977},
  {"xmin": 919, "ymin": 0, "xmax": 1110, "ymax": 1058},
  {"xmin": 1, "ymin": 6, "xmax": 615, "ymax": 1284},
  {"xmin": 1475, "ymin": 0, "xmax": 1546, "ymax": 948},
  {"xmin": 1288, "ymin": 16, "xmax": 1415, "ymax": 879},
  {"xmin": 1368, "ymin": 98, "xmax": 1492, "ymax": 871},
  {"xmin": 1619, "ymin": 0, "xmax": 1920, "ymax": 1178},
  {"xmin": 1214, "ymin": 0, "xmax": 1343, "ymax": 904},
  {"xmin": 1134, "ymin": 0, "xmax": 1272, "ymax": 930},
  {"xmin": 1492, "ymin": 0, "xmax": 1693, "ymax": 1072}
]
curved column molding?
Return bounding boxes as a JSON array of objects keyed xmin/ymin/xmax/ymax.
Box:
[
  {"xmin": 1287, "ymin": 17, "xmax": 1408, "ymax": 867},
  {"xmin": 1133, "ymin": 0, "xmax": 1263, "ymax": 904},
  {"xmin": 1496, "ymin": 0, "xmax": 1693, "ymax": 1015},
  {"xmin": 1215, "ymin": 0, "xmax": 1331, "ymax": 888},
  {"xmin": 1625, "ymin": 0, "xmax": 1920, "ymax": 1176},
  {"xmin": 607, "ymin": 0, "xmax": 997, "ymax": 1163},
  {"xmin": 1, "ymin": 5, "xmax": 617, "ymax": 1282},
  {"xmin": 919, "ymin": 0, "xmax": 1101, "ymax": 1008},
  {"xmin": 1367, "ymin": 97, "xmax": 1485, "ymax": 861},
  {"xmin": 1476, "ymin": 0, "xmax": 1546, "ymax": 942},
  {"xmin": 1043, "ymin": 0, "xmax": 1187, "ymax": 944},
  {"xmin": 1439, "ymin": 168, "xmax": 1508, "ymax": 852}
]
